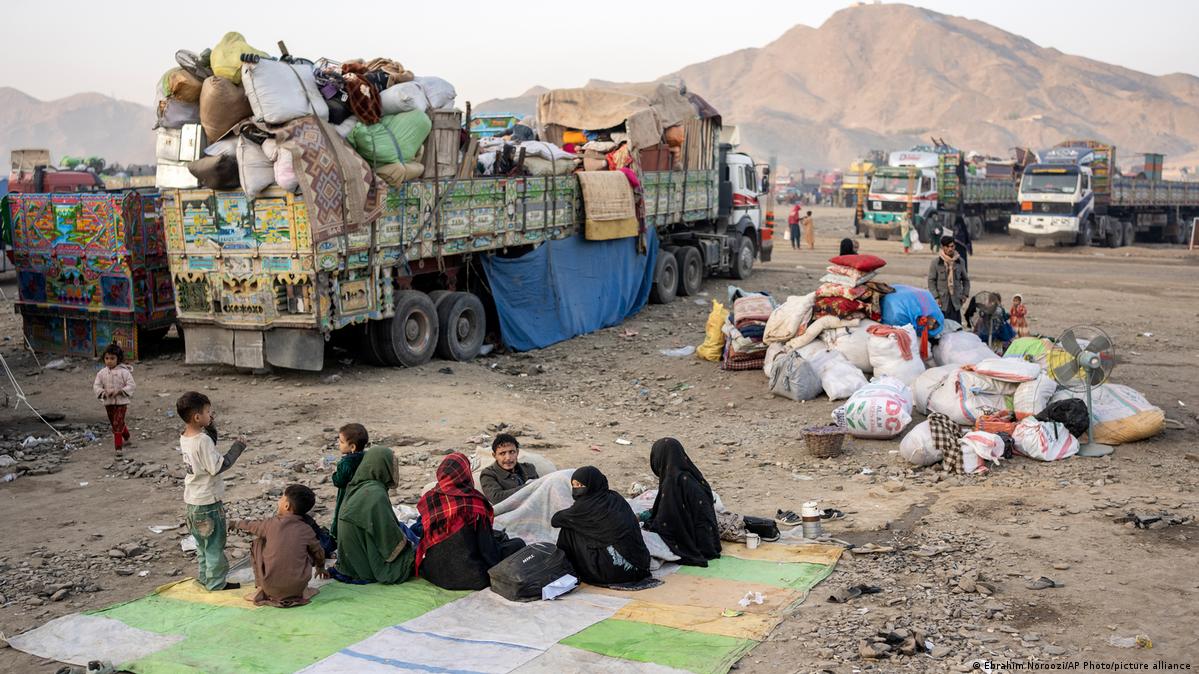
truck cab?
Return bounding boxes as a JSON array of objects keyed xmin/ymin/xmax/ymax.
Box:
[
  {"xmin": 860, "ymin": 150, "xmax": 941, "ymax": 241},
  {"xmin": 723, "ymin": 150, "xmax": 771, "ymax": 265},
  {"xmin": 1010, "ymin": 164, "xmax": 1093, "ymax": 244}
]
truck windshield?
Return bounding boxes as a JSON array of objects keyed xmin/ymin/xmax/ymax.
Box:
[
  {"xmin": 870, "ymin": 175, "xmax": 913, "ymax": 195},
  {"xmin": 1022, "ymin": 173, "xmax": 1078, "ymax": 194}
]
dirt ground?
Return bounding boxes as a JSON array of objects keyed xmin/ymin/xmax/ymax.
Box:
[{"xmin": 1, "ymin": 206, "xmax": 1197, "ymax": 673}]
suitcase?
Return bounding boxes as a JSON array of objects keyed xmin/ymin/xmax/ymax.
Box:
[{"xmin": 488, "ymin": 542, "xmax": 575, "ymax": 602}]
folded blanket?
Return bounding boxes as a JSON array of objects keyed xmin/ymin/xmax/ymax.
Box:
[{"xmin": 732, "ymin": 294, "xmax": 774, "ymax": 324}]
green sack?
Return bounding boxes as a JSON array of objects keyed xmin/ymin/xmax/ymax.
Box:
[
  {"xmin": 1004, "ymin": 336, "xmax": 1050, "ymax": 362},
  {"xmin": 348, "ymin": 110, "xmax": 432, "ymax": 167},
  {"xmin": 211, "ymin": 31, "xmax": 267, "ymax": 85}
]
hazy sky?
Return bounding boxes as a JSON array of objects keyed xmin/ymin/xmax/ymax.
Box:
[{"xmin": 2, "ymin": 0, "xmax": 1195, "ymax": 107}]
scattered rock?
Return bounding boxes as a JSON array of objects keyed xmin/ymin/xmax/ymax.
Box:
[{"xmin": 107, "ymin": 549, "xmax": 126, "ymax": 559}]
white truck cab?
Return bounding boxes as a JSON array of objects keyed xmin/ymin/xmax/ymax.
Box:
[
  {"xmin": 1010, "ymin": 145, "xmax": 1101, "ymax": 245},
  {"xmin": 725, "ymin": 151, "xmax": 763, "ymax": 232}
]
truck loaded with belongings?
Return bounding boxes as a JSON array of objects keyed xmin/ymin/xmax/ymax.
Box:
[{"xmin": 152, "ymin": 33, "xmax": 771, "ymax": 370}]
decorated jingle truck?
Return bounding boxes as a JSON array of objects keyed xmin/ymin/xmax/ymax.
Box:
[
  {"xmin": 8, "ymin": 192, "xmax": 175, "ymax": 359},
  {"xmin": 859, "ymin": 147, "xmax": 1017, "ymax": 244}
]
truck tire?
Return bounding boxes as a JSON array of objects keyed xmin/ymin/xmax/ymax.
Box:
[
  {"xmin": 385, "ymin": 290, "xmax": 439, "ymax": 367},
  {"xmin": 871, "ymin": 229, "xmax": 889, "ymax": 241},
  {"xmin": 1170, "ymin": 220, "xmax": 1191, "ymax": 245},
  {"xmin": 435, "ymin": 291, "xmax": 486, "ymax": 361},
  {"xmin": 428, "ymin": 289, "xmax": 452, "ymax": 307},
  {"xmin": 368, "ymin": 320, "xmax": 399, "ymax": 366},
  {"xmin": 730, "ymin": 235, "xmax": 755, "ymax": 280},
  {"xmin": 1023, "ymin": 237, "xmax": 1038, "ymax": 248},
  {"xmin": 1123, "ymin": 222, "xmax": 1135, "ymax": 247},
  {"xmin": 1076, "ymin": 218, "xmax": 1092, "ymax": 247},
  {"xmin": 676, "ymin": 247, "xmax": 704, "ymax": 297},
  {"xmin": 968, "ymin": 217, "xmax": 983, "ymax": 241},
  {"xmin": 650, "ymin": 250, "xmax": 679, "ymax": 304},
  {"xmin": 1105, "ymin": 222, "xmax": 1122, "ymax": 248}
]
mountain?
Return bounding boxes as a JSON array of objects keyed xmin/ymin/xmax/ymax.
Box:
[
  {"xmin": 0, "ymin": 88, "xmax": 155, "ymax": 167},
  {"xmin": 477, "ymin": 4, "xmax": 1199, "ymax": 171}
]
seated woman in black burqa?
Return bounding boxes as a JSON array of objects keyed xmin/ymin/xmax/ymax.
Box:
[
  {"xmin": 644, "ymin": 438, "xmax": 721, "ymax": 566},
  {"xmin": 551, "ymin": 466, "xmax": 651, "ymax": 586}
]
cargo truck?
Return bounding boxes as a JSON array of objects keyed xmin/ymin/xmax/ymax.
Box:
[
  {"xmin": 164, "ymin": 118, "xmax": 766, "ymax": 372},
  {"xmin": 859, "ymin": 147, "xmax": 1017, "ymax": 243},
  {"xmin": 1009, "ymin": 141, "xmax": 1199, "ymax": 247}
]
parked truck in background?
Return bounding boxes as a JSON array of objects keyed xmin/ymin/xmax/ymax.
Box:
[
  {"xmin": 859, "ymin": 146, "xmax": 1017, "ymax": 243},
  {"xmin": 164, "ymin": 113, "xmax": 765, "ymax": 371},
  {"xmin": 1010, "ymin": 141, "xmax": 1199, "ymax": 247}
]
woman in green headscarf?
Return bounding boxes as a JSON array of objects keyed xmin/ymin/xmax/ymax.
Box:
[{"xmin": 334, "ymin": 446, "xmax": 415, "ymax": 584}]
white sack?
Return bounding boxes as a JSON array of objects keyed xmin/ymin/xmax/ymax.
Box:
[{"xmin": 242, "ymin": 59, "xmax": 328, "ymax": 125}]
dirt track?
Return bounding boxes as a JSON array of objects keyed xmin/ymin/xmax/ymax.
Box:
[{"xmin": 1, "ymin": 207, "xmax": 1197, "ymax": 672}]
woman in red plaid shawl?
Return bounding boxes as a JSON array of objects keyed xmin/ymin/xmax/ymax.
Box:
[{"xmin": 417, "ymin": 453, "xmax": 525, "ymax": 590}]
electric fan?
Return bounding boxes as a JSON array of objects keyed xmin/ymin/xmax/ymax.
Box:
[{"xmin": 1047, "ymin": 325, "xmax": 1116, "ymax": 457}]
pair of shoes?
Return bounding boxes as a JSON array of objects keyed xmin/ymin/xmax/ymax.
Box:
[{"xmin": 775, "ymin": 509, "xmax": 802, "ymax": 527}]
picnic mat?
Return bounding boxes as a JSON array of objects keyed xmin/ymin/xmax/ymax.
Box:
[{"xmin": 9, "ymin": 542, "xmax": 841, "ymax": 674}]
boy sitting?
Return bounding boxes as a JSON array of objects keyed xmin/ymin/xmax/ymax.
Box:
[{"xmin": 231, "ymin": 484, "xmax": 327, "ymax": 607}]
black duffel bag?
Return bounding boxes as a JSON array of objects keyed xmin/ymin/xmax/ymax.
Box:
[{"xmin": 488, "ymin": 542, "xmax": 575, "ymax": 603}]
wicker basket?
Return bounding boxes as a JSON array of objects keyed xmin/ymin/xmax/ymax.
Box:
[{"xmin": 803, "ymin": 425, "xmax": 847, "ymax": 458}]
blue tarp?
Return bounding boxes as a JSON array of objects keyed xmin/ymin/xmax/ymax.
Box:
[
  {"xmin": 482, "ymin": 229, "xmax": 657, "ymax": 351},
  {"xmin": 881, "ymin": 284, "xmax": 946, "ymax": 337}
]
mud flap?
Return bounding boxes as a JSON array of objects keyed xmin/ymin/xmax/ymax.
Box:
[{"xmin": 265, "ymin": 329, "xmax": 325, "ymax": 371}]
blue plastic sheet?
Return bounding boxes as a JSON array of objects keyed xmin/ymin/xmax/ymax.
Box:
[
  {"xmin": 482, "ymin": 229, "xmax": 657, "ymax": 351},
  {"xmin": 881, "ymin": 284, "xmax": 945, "ymax": 337}
]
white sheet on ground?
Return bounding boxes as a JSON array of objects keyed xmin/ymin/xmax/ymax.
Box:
[
  {"xmin": 401, "ymin": 588, "xmax": 628, "ymax": 649},
  {"xmin": 514, "ymin": 644, "xmax": 691, "ymax": 673},
  {"xmin": 299, "ymin": 625, "xmax": 542, "ymax": 674},
  {"xmin": 7, "ymin": 613, "xmax": 184, "ymax": 666}
]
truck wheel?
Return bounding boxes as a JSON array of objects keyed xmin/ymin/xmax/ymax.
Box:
[
  {"xmin": 871, "ymin": 230, "xmax": 889, "ymax": 241},
  {"xmin": 650, "ymin": 250, "xmax": 679, "ymax": 304},
  {"xmin": 968, "ymin": 217, "xmax": 983, "ymax": 240},
  {"xmin": 1170, "ymin": 220, "xmax": 1190, "ymax": 245},
  {"xmin": 676, "ymin": 247, "xmax": 704, "ymax": 296},
  {"xmin": 1105, "ymin": 223, "xmax": 1122, "ymax": 248},
  {"xmin": 368, "ymin": 320, "xmax": 399, "ymax": 366},
  {"xmin": 730, "ymin": 235, "xmax": 755, "ymax": 280},
  {"xmin": 435, "ymin": 291, "xmax": 486, "ymax": 361},
  {"xmin": 1123, "ymin": 222, "xmax": 1136, "ymax": 247},
  {"xmin": 386, "ymin": 290, "xmax": 439, "ymax": 367},
  {"xmin": 428, "ymin": 289, "xmax": 452, "ymax": 307},
  {"xmin": 1076, "ymin": 218, "xmax": 1092, "ymax": 247},
  {"xmin": 1023, "ymin": 237, "xmax": 1038, "ymax": 248}
]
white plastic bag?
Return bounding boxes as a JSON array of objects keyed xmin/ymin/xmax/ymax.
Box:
[
  {"xmin": 807, "ymin": 349, "xmax": 868, "ymax": 401},
  {"xmin": 236, "ymin": 136, "xmax": 274, "ymax": 199},
  {"xmin": 1050, "ymin": 384, "xmax": 1164, "ymax": 445},
  {"xmin": 832, "ymin": 375, "xmax": 913, "ymax": 439},
  {"xmin": 832, "ymin": 319, "xmax": 878, "ymax": 374},
  {"xmin": 933, "ymin": 331, "xmax": 995, "ymax": 367},
  {"xmin": 913, "ymin": 365, "xmax": 957, "ymax": 415},
  {"xmin": 927, "ymin": 369, "xmax": 1008, "ymax": 426},
  {"xmin": 973, "ymin": 357, "xmax": 1041, "ymax": 383},
  {"xmin": 380, "ymin": 81, "xmax": 429, "ymax": 115},
  {"xmin": 242, "ymin": 59, "xmax": 329, "ymax": 125},
  {"xmin": 415, "ymin": 76, "xmax": 456, "ymax": 109},
  {"xmin": 866, "ymin": 324, "xmax": 925, "ymax": 386},
  {"xmin": 274, "ymin": 150, "xmax": 299, "ymax": 193},
  {"xmin": 960, "ymin": 431, "xmax": 1005, "ymax": 473},
  {"xmin": 1012, "ymin": 417, "xmax": 1079, "ymax": 461},
  {"xmin": 1013, "ymin": 373, "xmax": 1056, "ymax": 419},
  {"xmin": 768, "ymin": 351, "xmax": 823, "ymax": 402},
  {"xmin": 899, "ymin": 420, "xmax": 940, "ymax": 466}
]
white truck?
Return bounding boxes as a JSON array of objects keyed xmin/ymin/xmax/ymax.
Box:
[
  {"xmin": 1010, "ymin": 141, "xmax": 1199, "ymax": 247},
  {"xmin": 859, "ymin": 147, "xmax": 1016, "ymax": 244}
]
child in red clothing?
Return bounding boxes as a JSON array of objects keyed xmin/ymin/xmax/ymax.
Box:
[{"xmin": 93, "ymin": 343, "xmax": 135, "ymax": 453}]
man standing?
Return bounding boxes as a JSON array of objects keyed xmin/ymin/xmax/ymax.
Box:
[
  {"xmin": 479, "ymin": 433, "xmax": 539, "ymax": 505},
  {"xmin": 802, "ymin": 210, "xmax": 815, "ymax": 250},
  {"xmin": 953, "ymin": 216, "xmax": 973, "ymax": 271},
  {"xmin": 788, "ymin": 204, "xmax": 802, "ymax": 249},
  {"xmin": 928, "ymin": 237, "xmax": 970, "ymax": 323}
]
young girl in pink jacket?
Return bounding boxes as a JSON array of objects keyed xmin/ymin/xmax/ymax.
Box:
[{"xmin": 93, "ymin": 343, "xmax": 135, "ymax": 453}]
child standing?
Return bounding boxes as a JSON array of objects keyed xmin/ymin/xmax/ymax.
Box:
[
  {"xmin": 93, "ymin": 343, "xmax": 134, "ymax": 453},
  {"xmin": 177, "ymin": 391, "xmax": 248, "ymax": 592},
  {"xmin": 1009, "ymin": 294, "xmax": 1029, "ymax": 337},
  {"xmin": 330, "ymin": 423, "xmax": 368, "ymax": 543},
  {"xmin": 230, "ymin": 484, "xmax": 326, "ymax": 607}
]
